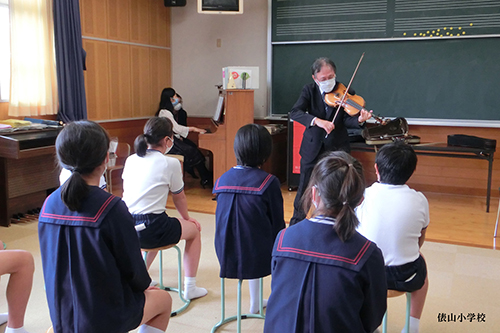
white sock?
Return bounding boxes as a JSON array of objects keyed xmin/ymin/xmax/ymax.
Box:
[
  {"xmin": 183, "ymin": 276, "xmax": 207, "ymax": 300},
  {"xmin": 0, "ymin": 312, "xmax": 7, "ymax": 325},
  {"xmin": 5, "ymin": 327, "xmax": 30, "ymax": 333},
  {"xmin": 402, "ymin": 316, "xmax": 420, "ymax": 333},
  {"xmin": 248, "ymin": 279, "xmax": 267, "ymax": 314},
  {"xmin": 138, "ymin": 324, "xmax": 164, "ymax": 333}
]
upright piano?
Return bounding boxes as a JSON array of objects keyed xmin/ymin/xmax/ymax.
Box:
[
  {"xmin": 0, "ymin": 127, "xmax": 61, "ymax": 227},
  {"xmin": 198, "ymin": 89, "xmax": 255, "ymax": 184}
]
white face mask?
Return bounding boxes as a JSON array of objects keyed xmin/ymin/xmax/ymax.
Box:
[
  {"xmin": 316, "ymin": 77, "xmax": 336, "ymax": 94},
  {"xmin": 174, "ymin": 102, "xmax": 182, "ymax": 111},
  {"xmin": 164, "ymin": 137, "xmax": 174, "ymax": 154}
]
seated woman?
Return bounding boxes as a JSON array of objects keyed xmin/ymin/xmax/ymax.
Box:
[
  {"xmin": 122, "ymin": 117, "xmax": 207, "ymax": 301},
  {"xmin": 155, "ymin": 87, "xmax": 212, "ymax": 188},
  {"xmin": 264, "ymin": 151, "xmax": 387, "ymax": 333},
  {"xmin": 0, "ymin": 240, "xmax": 34, "ymax": 333},
  {"xmin": 213, "ymin": 124, "xmax": 286, "ymax": 314},
  {"xmin": 39, "ymin": 121, "xmax": 172, "ymax": 333},
  {"xmin": 171, "ymin": 93, "xmax": 188, "ymax": 126}
]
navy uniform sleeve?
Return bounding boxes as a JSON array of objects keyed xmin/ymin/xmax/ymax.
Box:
[
  {"xmin": 290, "ymin": 84, "xmax": 315, "ymax": 127},
  {"xmin": 267, "ymin": 177, "xmax": 286, "ymax": 238},
  {"xmin": 103, "ymin": 199, "xmax": 151, "ymax": 291},
  {"xmin": 359, "ymin": 244, "xmax": 387, "ymax": 333}
]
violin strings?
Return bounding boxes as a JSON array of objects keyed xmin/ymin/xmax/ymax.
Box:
[{"xmin": 345, "ymin": 99, "xmax": 363, "ymax": 110}]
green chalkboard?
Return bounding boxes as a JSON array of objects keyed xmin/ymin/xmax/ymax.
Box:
[
  {"xmin": 273, "ymin": 0, "xmax": 500, "ymax": 42},
  {"xmin": 271, "ymin": 37, "xmax": 500, "ymax": 121}
]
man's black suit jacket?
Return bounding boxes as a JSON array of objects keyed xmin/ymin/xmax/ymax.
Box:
[{"xmin": 290, "ymin": 82, "xmax": 360, "ymax": 165}]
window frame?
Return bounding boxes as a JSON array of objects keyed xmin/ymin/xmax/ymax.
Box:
[{"xmin": 0, "ymin": 0, "xmax": 10, "ymax": 102}]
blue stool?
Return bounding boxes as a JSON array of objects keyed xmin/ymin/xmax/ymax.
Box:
[
  {"xmin": 211, "ymin": 278, "xmax": 265, "ymax": 333},
  {"xmin": 142, "ymin": 244, "xmax": 190, "ymax": 317},
  {"xmin": 382, "ymin": 290, "xmax": 411, "ymax": 333}
]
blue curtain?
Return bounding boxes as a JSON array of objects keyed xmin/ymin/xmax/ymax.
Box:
[{"xmin": 53, "ymin": 0, "xmax": 87, "ymax": 122}]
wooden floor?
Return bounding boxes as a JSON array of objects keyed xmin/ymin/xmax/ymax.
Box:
[{"xmin": 113, "ymin": 174, "xmax": 500, "ymax": 250}]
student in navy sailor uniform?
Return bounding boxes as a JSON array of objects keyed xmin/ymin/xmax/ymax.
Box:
[
  {"xmin": 39, "ymin": 121, "xmax": 172, "ymax": 333},
  {"xmin": 264, "ymin": 151, "xmax": 387, "ymax": 333},
  {"xmin": 213, "ymin": 124, "xmax": 286, "ymax": 314},
  {"xmin": 289, "ymin": 57, "xmax": 372, "ymax": 226}
]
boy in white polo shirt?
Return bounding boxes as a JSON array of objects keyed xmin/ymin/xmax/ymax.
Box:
[{"xmin": 356, "ymin": 142, "xmax": 429, "ymax": 333}]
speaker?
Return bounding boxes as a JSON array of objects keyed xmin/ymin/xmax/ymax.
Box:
[{"xmin": 164, "ymin": 0, "xmax": 186, "ymax": 6}]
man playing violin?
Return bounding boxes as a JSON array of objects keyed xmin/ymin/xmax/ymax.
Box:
[{"xmin": 289, "ymin": 57, "xmax": 372, "ymax": 226}]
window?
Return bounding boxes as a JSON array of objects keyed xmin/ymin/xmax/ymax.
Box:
[
  {"xmin": 0, "ymin": 0, "xmax": 10, "ymax": 102},
  {"xmin": 8, "ymin": 0, "xmax": 57, "ymax": 116}
]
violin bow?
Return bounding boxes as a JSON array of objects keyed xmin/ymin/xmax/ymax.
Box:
[{"xmin": 326, "ymin": 52, "xmax": 365, "ymax": 138}]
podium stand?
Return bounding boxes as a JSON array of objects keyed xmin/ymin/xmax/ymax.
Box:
[{"xmin": 198, "ymin": 89, "xmax": 254, "ymax": 184}]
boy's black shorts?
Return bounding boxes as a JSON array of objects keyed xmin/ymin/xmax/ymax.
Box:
[
  {"xmin": 386, "ymin": 255, "xmax": 427, "ymax": 292},
  {"xmin": 132, "ymin": 212, "xmax": 182, "ymax": 249}
]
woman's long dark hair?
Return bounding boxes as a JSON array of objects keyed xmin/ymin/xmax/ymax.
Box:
[
  {"xmin": 301, "ymin": 151, "xmax": 365, "ymax": 242},
  {"xmin": 155, "ymin": 87, "xmax": 176, "ymax": 116},
  {"xmin": 57, "ymin": 121, "xmax": 110, "ymax": 211},
  {"xmin": 134, "ymin": 117, "xmax": 174, "ymax": 157}
]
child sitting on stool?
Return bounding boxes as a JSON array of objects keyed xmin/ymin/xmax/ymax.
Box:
[
  {"xmin": 213, "ymin": 124, "xmax": 286, "ymax": 313},
  {"xmin": 356, "ymin": 142, "xmax": 429, "ymax": 333}
]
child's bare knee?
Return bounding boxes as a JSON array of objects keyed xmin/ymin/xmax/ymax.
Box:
[{"xmin": 19, "ymin": 251, "xmax": 35, "ymax": 272}]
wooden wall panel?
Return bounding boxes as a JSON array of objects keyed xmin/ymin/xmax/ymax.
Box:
[
  {"xmin": 149, "ymin": 1, "xmax": 170, "ymax": 47},
  {"xmin": 80, "ymin": 0, "xmax": 170, "ymax": 122},
  {"xmin": 130, "ymin": 0, "xmax": 151, "ymax": 44},
  {"xmin": 107, "ymin": 0, "xmax": 131, "ymax": 41},
  {"xmin": 409, "ymin": 125, "xmax": 500, "ymax": 197},
  {"xmin": 108, "ymin": 44, "xmax": 132, "ymax": 119},
  {"xmin": 0, "ymin": 102, "xmax": 8, "ymax": 120},
  {"xmin": 130, "ymin": 46, "xmax": 152, "ymax": 118},
  {"xmin": 80, "ymin": 0, "xmax": 107, "ymax": 38},
  {"xmin": 83, "ymin": 40, "xmax": 110, "ymax": 120},
  {"xmin": 99, "ymin": 118, "xmax": 148, "ymax": 151},
  {"xmin": 149, "ymin": 49, "xmax": 171, "ymax": 113},
  {"xmin": 352, "ymin": 124, "xmax": 500, "ymax": 199}
]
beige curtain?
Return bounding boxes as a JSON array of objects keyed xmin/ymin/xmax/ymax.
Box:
[{"xmin": 8, "ymin": 0, "xmax": 58, "ymax": 117}]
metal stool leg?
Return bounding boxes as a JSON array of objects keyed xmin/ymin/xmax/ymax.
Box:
[
  {"xmin": 382, "ymin": 291, "xmax": 411, "ymax": 333},
  {"xmin": 143, "ymin": 245, "xmax": 191, "ymax": 316},
  {"xmin": 211, "ymin": 278, "xmax": 266, "ymax": 333},
  {"xmin": 259, "ymin": 277, "xmax": 264, "ymax": 315},
  {"xmin": 404, "ymin": 292, "xmax": 411, "ymax": 333},
  {"xmin": 237, "ymin": 279, "xmax": 242, "ymax": 332},
  {"xmin": 382, "ymin": 310, "xmax": 388, "ymax": 333}
]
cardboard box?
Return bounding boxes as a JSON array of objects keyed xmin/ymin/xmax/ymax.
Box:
[{"xmin": 222, "ymin": 66, "xmax": 259, "ymax": 89}]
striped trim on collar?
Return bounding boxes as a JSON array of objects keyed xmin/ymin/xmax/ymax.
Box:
[
  {"xmin": 309, "ymin": 215, "xmax": 336, "ymax": 225},
  {"xmin": 214, "ymin": 173, "xmax": 273, "ymax": 192},
  {"xmin": 40, "ymin": 195, "xmax": 115, "ymax": 223}
]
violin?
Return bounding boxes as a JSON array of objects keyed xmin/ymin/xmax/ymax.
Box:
[
  {"xmin": 324, "ymin": 83, "xmax": 366, "ymax": 117},
  {"xmin": 324, "ymin": 83, "xmax": 385, "ymax": 123}
]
